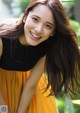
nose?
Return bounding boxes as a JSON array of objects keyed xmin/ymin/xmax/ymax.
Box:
[{"xmin": 35, "ymin": 24, "xmax": 43, "ymax": 34}]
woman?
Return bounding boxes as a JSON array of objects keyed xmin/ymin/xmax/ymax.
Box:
[{"xmin": 0, "ymin": 0, "xmax": 80, "ymax": 113}]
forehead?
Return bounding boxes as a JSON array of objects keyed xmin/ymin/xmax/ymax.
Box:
[{"xmin": 29, "ymin": 4, "xmax": 55, "ymax": 23}]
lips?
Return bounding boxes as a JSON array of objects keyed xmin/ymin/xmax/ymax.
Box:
[{"xmin": 30, "ymin": 31, "xmax": 41, "ymax": 40}]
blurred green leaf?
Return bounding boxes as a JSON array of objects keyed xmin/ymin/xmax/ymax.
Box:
[{"xmin": 72, "ymin": 100, "xmax": 80, "ymax": 105}]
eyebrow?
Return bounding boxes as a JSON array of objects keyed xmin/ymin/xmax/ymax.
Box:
[{"xmin": 32, "ymin": 15, "xmax": 54, "ymax": 27}]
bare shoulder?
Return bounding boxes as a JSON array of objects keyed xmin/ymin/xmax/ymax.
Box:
[{"xmin": 0, "ymin": 38, "xmax": 3, "ymax": 57}]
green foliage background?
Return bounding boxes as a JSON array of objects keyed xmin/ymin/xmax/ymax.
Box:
[{"xmin": 17, "ymin": 0, "xmax": 30, "ymax": 12}]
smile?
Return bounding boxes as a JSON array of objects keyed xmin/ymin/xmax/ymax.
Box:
[{"xmin": 30, "ymin": 31, "xmax": 41, "ymax": 40}]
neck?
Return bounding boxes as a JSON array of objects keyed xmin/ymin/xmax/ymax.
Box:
[{"xmin": 19, "ymin": 35, "xmax": 29, "ymax": 46}]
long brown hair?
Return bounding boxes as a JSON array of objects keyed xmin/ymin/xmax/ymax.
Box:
[{"xmin": 0, "ymin": 0, "xmax": 80, "ymax": 96}]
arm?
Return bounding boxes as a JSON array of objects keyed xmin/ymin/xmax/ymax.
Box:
[{"xmin": 17, "ymin": 56, "xmax": 46, "ymax": 113}]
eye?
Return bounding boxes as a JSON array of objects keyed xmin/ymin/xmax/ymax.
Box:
[
  {"xmin": 32, "ymin": 17, "xmax": 38, "ymax": 23},
  {"xmin": 45, "ymin": 24, "xmax": 52, "ymax": 29}
]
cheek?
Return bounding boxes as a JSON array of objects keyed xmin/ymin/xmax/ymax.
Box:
[{"xmin": 24, "ymin": 19, "xmax": 35, "ymax": 30}]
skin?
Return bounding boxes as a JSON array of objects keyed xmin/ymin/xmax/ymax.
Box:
[
  {"xmin": 20, "ymin": 4, "xmax": 56, "ymax": 46},
  {"xmin": 0, "ymin": 4, "xmax": 56, "ymax": 113}
]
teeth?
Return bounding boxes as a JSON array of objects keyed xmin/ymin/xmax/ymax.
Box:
[{"xmin": 31, "ymin": 32, "xmax": 40, "ymax": 38}]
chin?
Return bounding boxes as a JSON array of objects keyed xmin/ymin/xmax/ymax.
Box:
[
  {"xmin": 27, "ymin": 41, "xmax": 38, "ymax": 46},
  {"xmin": 30, "ymin": 43, "xmax": 39, "ymax": 46},
  {"xmin": 27, "ymin": 36, "xmax": 45, "ymax": 46},
  {"xmin": 27, "ymin": 39, "xmax": 40, "ymax": 46}
]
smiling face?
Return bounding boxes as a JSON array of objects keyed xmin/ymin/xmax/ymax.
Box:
[{"xmin": 23, "ymin": 4, "xmax": 56, "ymax": 46}]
